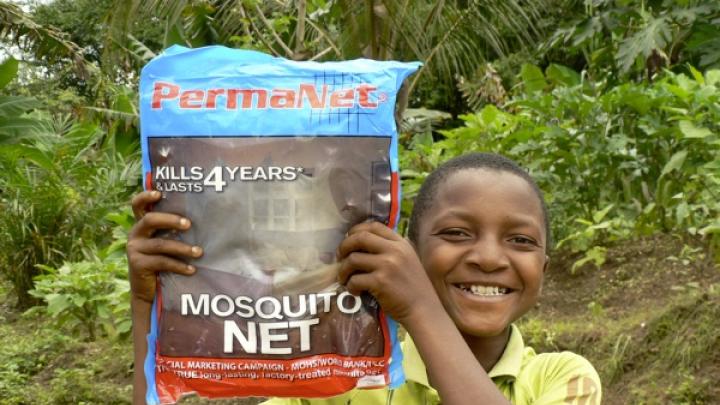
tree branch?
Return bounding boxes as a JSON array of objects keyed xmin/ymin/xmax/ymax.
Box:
[
  {"xmin": 407, "ymin": 10, "xmax": 467, "ymax": 97},
  {"xmin": 309, "ymin": 46, "xmax": 334, "ymax": 61},
  {"xmin": 304, "ymin": 18, "xmax": 342, "ymax": 57},
  {"xmin": 295, "ymin": 0, "xmax": 306, "ymax": 57},
  {"xmin": 253, "ymin": 3, "xmax": 294, "ymax": 58},
  {"xmin": 240, "ymin": 4, "xmax": 281, "ymax": 57}
]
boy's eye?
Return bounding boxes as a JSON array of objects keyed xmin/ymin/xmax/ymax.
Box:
[
  {"xmin": 437, "ymin": 228, "xmax": 470, "ymax": 239},
  {"xmin": 508, "ymin": 236, "xmax": 538, "ymax": 246}
]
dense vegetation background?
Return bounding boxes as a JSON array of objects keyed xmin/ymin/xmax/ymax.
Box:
[{"xmin": 1, "ymin": 0, "xmax": 719, "ymax": 403}]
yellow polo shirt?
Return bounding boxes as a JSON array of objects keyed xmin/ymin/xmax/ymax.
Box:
[{"xmin": 262, "ymin": 325, "xmax": 601, "ymax": 404}]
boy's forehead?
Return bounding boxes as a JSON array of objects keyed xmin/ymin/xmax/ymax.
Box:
[
  {"xmin": 434, "ymin": 169, "xmax": 544, "ymax": 219},
  {"xmin": 440, "ymin": 168, "xmax": 527, "ymax": 192}
]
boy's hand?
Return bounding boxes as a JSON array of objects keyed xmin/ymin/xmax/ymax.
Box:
[
  {"xmin": 127, "ymin": 191, "xmax": 203, "ymax": 303},
  {"xmin": 336, "ymin": 221, "xmax": 442, "ymax": 326}
]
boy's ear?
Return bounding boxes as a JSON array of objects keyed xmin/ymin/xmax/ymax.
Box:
[{"xmin": 542, "ymin": 255, "xmax": 550, "ymax": 274}]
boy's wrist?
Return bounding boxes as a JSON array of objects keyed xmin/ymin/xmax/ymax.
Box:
[
  {"xmin": 131, "ymin": 295, "xmax": 152, "ymax": 314},
  {"xmin": 401, "ymin": 297, "xmax": 451, "ymax": 335}
]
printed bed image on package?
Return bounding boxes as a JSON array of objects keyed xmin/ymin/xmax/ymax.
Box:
[{"xmin": 148, "ymin": 136, "xmax": 391, "ymax": 359}]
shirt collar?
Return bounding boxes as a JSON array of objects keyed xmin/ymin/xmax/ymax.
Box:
[
  {"xmin": 403, "ymin": 324, "xmax": 525, "ymax": 387},
  {"xmin": 487, "ymin": 324, "xmax": 524, "ymax": 379}
]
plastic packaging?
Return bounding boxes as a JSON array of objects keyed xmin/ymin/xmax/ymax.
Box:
[{"xmin": 139, "ymin": 45, "xmax": 420, "ymax": 404}]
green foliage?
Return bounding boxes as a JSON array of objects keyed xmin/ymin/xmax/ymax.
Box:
[
  {"xmin": 0, "ymin": 321, "xmax": 73, "ymax": 404},
  {"xmin": 545, "ymin": 1, "xmax": 720, "ymax": 80},
  {"xmin": 667, "ymin": 372, "xmax": 712, "ymax": 405},
  {"xmin": 0, "ymin": 56, "xmax": 47, "ymax": 144},
  {"xmin": 558, "ymin": 205, "xmax": 631, "ymax": 272},
  {"xmin": 517, "ymin": 252, "xmax": 720, "ymax": 402},
  {"xmin": 26, "ymin": 0, "xmax": 163, "ymax": 91},
  {"xmin": 457, "ymin": 63, "xmax": 508, "ymax": 111},
  {"xmin": 0, "ymin": 2, "xmax": 91, "ymax": 77},
  {"xmin": 401, "ymin": 65, "xmax": 720, "ymax": 265},
  {"xmin": 685, "ymin": 19, "xmax": 720, "ymax": 69},
  {"xmin": 520, "ymin": 63, "xmax": 547, "ymax": 93},
  {"xmin": 0, "ymin": 117, "xmax": 140, "ymax": 308},
  {"xmin": 0, "ymin": 95, "xmax": 46, "ymax": 144},
  {"xmin": 615, "ymin": 10, "xmax": 672, "ymax": 74},
  {"xmin": 0, "ymin": 56, "xmax": 19, "ymax": 89},
  {"xmin": 570, "ymin": 246, "xmax": 608, "ymax": 274},
  {"xmin": 108, "ymin": 0, "xmax": 552, "ymax": 109},
  {"xmin": 0, "ymin": 284, "xmax": 133, "ymax": 404},
  {"xmin": 33, "ymin": 367, "xmax": 132, "ymax": 405},
  {"xmin": 27, "ymin": 212, "xmax": 132, "ymax": 341}
]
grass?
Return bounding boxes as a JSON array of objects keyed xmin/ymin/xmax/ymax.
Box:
[
  {"xmin": 0, "ymin": 282, "xmax": 133, "ymax": 404},
  {"xmin": 518, "ymin": 235, "xmax": 720, "ymax": 404}
]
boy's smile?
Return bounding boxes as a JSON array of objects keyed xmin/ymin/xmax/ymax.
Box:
[{"xmin": 416, "ymin": 169, "xmax": 548, "ymax": 338}]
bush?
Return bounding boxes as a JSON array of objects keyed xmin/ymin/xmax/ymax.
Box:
[
  {"xmin": 0, "ymin": 298, "xmax": 133, "ymax": 404},
  {"xmin": 0, "ymin": 118, "xmax": 139, "ymax": 308},
  {"xmin": 401, "ymin": 66, "xmax": 720, "ymax": 265},
  {"xmin": 26, "ymin": 210, "xmax": 133, "ymax": 341}
]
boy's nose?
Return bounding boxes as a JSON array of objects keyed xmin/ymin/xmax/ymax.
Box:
[{"xmin": 463, "ymin": 238, "xmax": 510, "ymax": 272}]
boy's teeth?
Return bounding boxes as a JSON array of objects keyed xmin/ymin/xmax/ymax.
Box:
[{"xmin": 461, "ymin": 285, "xmax": 508, "ymax": 296}]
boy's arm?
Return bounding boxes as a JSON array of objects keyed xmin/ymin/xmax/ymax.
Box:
[
  {"xmin": 132, "ymin": 297, "xmax": 152, "ymax": 405},
  {"xmin": 128, "ymin": 190, "xmax": 203, "ymax": 404},
  {"xmin": 402, "ymin": 295, "xmax": 511, "ymax": 405},
  {"xmin": 337, "ymin": 222, "xmax": 511, "ymax": 405}
]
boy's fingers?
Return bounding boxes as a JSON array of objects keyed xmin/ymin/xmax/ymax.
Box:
[
  {"xmin": 132, "ymin": 212, "xmax": 191, "ymax": 238},
  {"xmin": 337, "ymin": 252, "xmax": 379, "ymax": 285},
  {"xmin": 134, "ymin": 238, "xmax": 203, "ymax": 259},
  {"xmin": 344, "ymin": 273, "xmax": 374, "ymax": 297},
  {"xmin": 347, "ymin": 221, "xmax": 401, "ymax": 241},
  {"xmin": 136, "ymin": 253, "xmax": 196, "ymax": 276},
  {"xmin": 337, "ymin": 230, "xmax": 387, "ymax": 260},
  {"xmin": 131, "ymin": 190, "xmax": 162, "ymax": 220}
]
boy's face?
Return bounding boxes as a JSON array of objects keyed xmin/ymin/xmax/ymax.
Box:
[{"xmin": 416, "ymin": 169, "xmax": 547, "ymax": 338}]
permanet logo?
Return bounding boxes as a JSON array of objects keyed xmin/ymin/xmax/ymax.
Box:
[{"xmin": 150, "ymin": 81, "xmax": 386, "ymax": 110}]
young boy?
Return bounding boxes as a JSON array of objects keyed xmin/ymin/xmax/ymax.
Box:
[{"xmin": 129, "ymin": 153, "xmax": 601, "ymax": 404}]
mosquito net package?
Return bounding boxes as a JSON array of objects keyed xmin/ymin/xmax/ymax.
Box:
[{"xmin": 139, "ymin": 45, "xmax": 420, "ymax": 404}]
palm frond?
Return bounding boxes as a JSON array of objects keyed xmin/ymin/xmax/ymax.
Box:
[
  {"xmin": 0, "ymin": 2, "xmax": 92, "ymax": 78},
  {"xmin": 368, "ymin": 0, "xmax": 547, "ymax": 93}
]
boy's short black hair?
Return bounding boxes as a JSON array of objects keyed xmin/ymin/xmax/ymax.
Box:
[{"xmin": 407, "ymin": 153, "xmax": 552, "ymax": 250}]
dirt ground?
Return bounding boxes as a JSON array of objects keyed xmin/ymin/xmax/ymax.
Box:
[{"xmin": 528, "ymin": 234, "xmax": 720, "ymax": 404}]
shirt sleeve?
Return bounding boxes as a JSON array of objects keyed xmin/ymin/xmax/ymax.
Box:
[{"xmin": 523, "ymin": 352, "xmax": 602, "ymax": 405}]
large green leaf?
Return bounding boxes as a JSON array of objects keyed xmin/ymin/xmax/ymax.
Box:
[
  {"xmin": 699, "ymin": 221, "xmax": 720, "ymax": 235},
  {"xmin": 0, "ymin": 117, "xmax": 47, "ymax": 143},
  {"xmin": 660, "ymin": 150, "xmax": 688, "ymax": 177},
  {"xmin": 46, "ymin": 293, "xmax": 71, "ymax": 315},
  {"xmin": 0, "ymin": 96, "xmax": 41, "ymax": 118},
  {"xmin": 592, "ymin": 204, "xmax": 615, "ymax": 223},
  {"xmin": 520, "ymin": 64, "xmax": 546, "ymax": 93},
  {"xmin": 163, "ymin": 20, "xmax": 190, "ymax": 48},
  {"xmin": 679, "ymin": 121, "xmax": 713, "ymax": 139},
  {"xmin": 616, "ymin": 15, "xmax": 671, "ymax": 73},
  {"xmin": 706, "ymin": 70, "xmax": 720, "ymax": 87},
  {"xmin": 546, "ymin": 64, "xmax": 581, "ymax": 87},
  {"xmin": 0, "ymin": 57, "xmax": 19, "ymax": 89},
  {"xmin": 0, "ymin": 143, "xmax": 54, "ymax": 169},
  {"xmin": 685, "ymin": 22, "xmax": 720, "ymax": 69}
]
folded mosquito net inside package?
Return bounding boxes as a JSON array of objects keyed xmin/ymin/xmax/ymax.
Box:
[{"xmin": 139, "ymin": 45, "xmax": 420, "ymax": 404}]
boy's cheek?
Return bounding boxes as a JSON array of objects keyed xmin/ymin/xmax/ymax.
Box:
[{"xmin": 513, "ymin": 253, "xmax": 546, "ymax": 278}]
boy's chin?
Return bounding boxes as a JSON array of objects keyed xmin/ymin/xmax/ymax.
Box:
[{"xmin": 455, "ymin": 318, "xmax": 512, "ymax": 339}]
